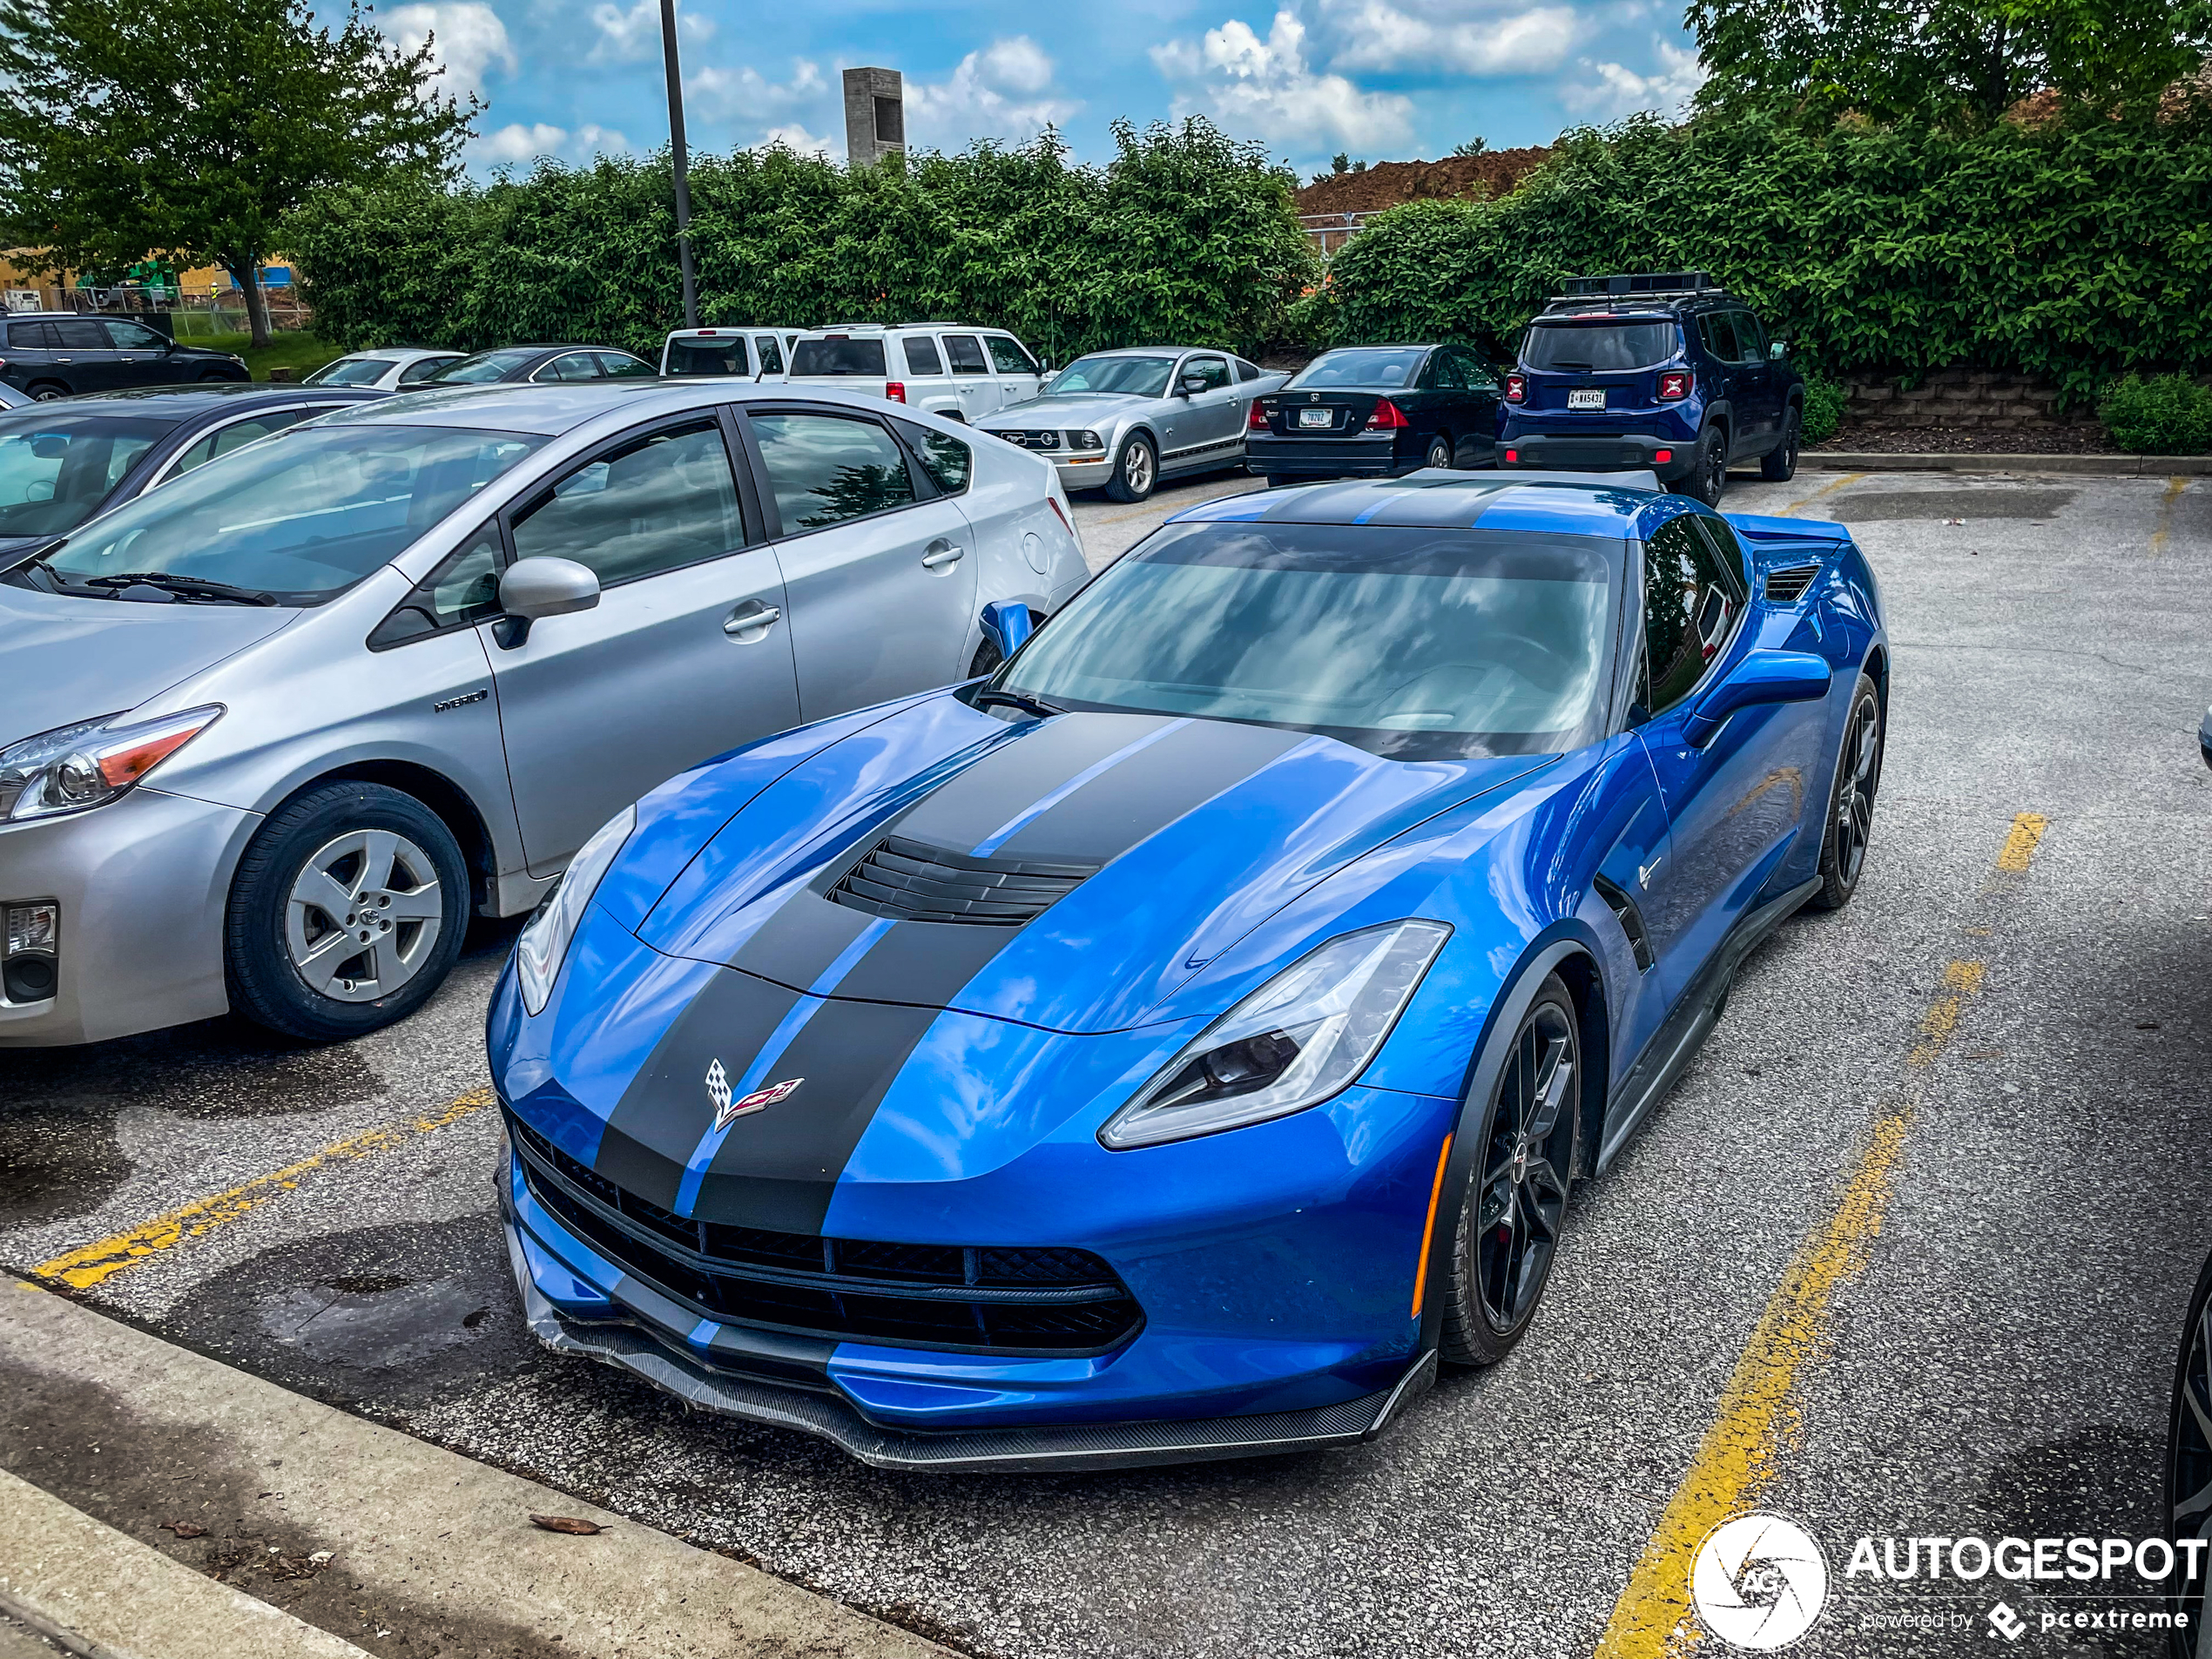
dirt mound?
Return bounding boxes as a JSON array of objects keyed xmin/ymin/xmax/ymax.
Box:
[{"xmin": 1294, "ymin": 147, "xmax": 1551, "ymax": 217}]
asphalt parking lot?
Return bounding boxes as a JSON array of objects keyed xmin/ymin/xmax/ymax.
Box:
[{"xmin": 3, "ymin": 462, "xmax": 2209, "ymax": 1658}]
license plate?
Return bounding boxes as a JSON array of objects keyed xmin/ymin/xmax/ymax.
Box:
[
  {"xmin": 1298, "ymin": 407, "xmax": 1334, "ymax": 428},
  {"xmin": 1568, "ymin": 388, "xmax": 1606, "ymax": 411}
]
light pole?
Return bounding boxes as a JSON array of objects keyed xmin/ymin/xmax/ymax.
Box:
[{"xmin": 658, "ymin": 0, "xmax": 698, "ymax": 329}]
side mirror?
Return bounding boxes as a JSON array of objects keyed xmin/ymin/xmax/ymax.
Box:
[
  {"xmin": 1683, "ymin": 649, "xmax": 1829, "ymax": 746},
  {"xmin": 494, "ymin": 555, "xmax": 599, "ymax": 648},
  {"xmin": 1770, "ymin": 340, "xmax": 1789, "ymax": 361},
  {"xmin": 980, "ymin": 599, "xmax": 1034, "ymax": 663},
  {"xmin": 1177, "ymin": 374, "xmax": 1207, "ymax": 398}
]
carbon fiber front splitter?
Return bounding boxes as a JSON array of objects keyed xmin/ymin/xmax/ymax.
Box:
[{"xmin": 510, "ymin": 1232, "xmax": 1438, "ymax": 1474}]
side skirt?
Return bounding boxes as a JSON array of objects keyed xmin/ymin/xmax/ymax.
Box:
[{"xmin": 1594, "ymin": 873, "xmax": 1822, "ymax": 1171}]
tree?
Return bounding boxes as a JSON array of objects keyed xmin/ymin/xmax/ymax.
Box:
[
  {"xmin": 1452, "ymin": 138, "xmax": 1488, "ymax": 156},
  {"xmin": 0, "ymin": 0, "xmax": 474, "ymax": 345},
  {"xmin": 1689, "ymin": 0, "xmax": 2212, "ymax": 128}
]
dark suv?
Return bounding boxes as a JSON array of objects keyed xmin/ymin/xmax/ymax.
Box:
[
  {"xmin": 1496, "ymin": 272, "xmax": 1802, "ymax": 504},
  {"xmin": 0, "ymin": 313, "xmax": 248, "ymax": 400}
]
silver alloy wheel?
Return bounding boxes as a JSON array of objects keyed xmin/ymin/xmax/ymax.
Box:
[
  {"xmin": 284, "ymin": 828, "xmax": 444, "ymax": 1002},
  {"xmin": 1426, "ymin": 436, "xmax": 1451, "ymax": 469},
  {"xmin": 1123, "ymin": 439, "xmax": 1155, "ymax": 496}
]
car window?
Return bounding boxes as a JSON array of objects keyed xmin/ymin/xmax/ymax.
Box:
[
  {"xmin": 901, "ymin": 335, "xmax": 943, "ymax": 377},
  {"xmin": 594, "ymin": 352, "xmax": 657, "ymax": 380},
  {"xmin": 533, "ymin": 352, "xmax": 602, "ymax": 383},
  {"xmin": 943, "ymin": 334, "xmax": 989, "ymax": 375},
  {"xmin": 753, "ymin": 335, "xmax": 784, "ymax": 374},
  {"xmin": 986, "ymin": 335, "xmax": 1039, "ymax": 375},
  {"xmin": 1696, "ymin": 314, "xmax": 1741, "ymax": 363},
  {"xmin": 1234, "ymin": 358, "xmax": 1263, "ymax": 383},
  {"xmin": 37, "ymin": 423, "xmax": 544, "ymax": 604},
  {"xmin": 1286, "ymin": 347, "xmax": 1428, "ymax": 389},
  {"xmin": 1049, "ymin": 354, "xmax": 1174, "ymax": 397},
  {"xmin": 368, "ymin": 522, "xmax": 505, "ymax": 648},
  {"xmin": 790, "ymin": 336, "xmax": 888, "ymax": 376},
  {"xmin": 1458, "ymin": 350, "xmax": 1500, "ymax": 391},
  {"xmin": 1522, "ymin": 322, "xmax": 1677, "ymax": 372},
  {"xmin": 750, "ymin": 411, "xmax": 918, "ymax": 533},
  {"xmin": 891, "ymin": 417, "xmax": 971, "ymax": 496},
  {"xmin": 665, "ymin": 337, "xmax": 748, "ymax": 377},
  {"xmin": 1730, "ymin": 312, "xmax": 1766, "ymax": 362},
  {"xmin": 306, "ymin": 357, "xmax": 395, "ymax": 386},
  {"xmin": 396, "ymin": 356, "xmax": 455, "ymax": 385},
  {"xmin": 0, "ymin": 412, "xmax": 175, "ymax": 536},
  {"xmin": 106, "ymin": 320, "xmax": 169, "ymax": 350},
  {"xmin": 166, "ymin": 408, "xmax": 318, "ymax": 478},
  {"xmin": 1639, "ymin": 514, "xmax": 1743, "ymax": 719},
  {"xmin": 1183, "ymin": 355, "xmax": 1231, "ymax": 392},
  {"xmin": 511, "ymin": 421, "xmax": 744, "ymax": 586},
  {"xmin": 429, "ymin": 348, "xmax": 543, "ymax": 383},
  {"xmin": 1429, "ymin": 353, "xmax": 1467, "ymax": 390},
  {"xmin": 1691, "ymin": 516, "xmax": 1752, "ymax": 600},
  {"xmin": 51, "ymin": 320, "xmax": 108, "ymax": 349},
  {"xmin": 8, "ymin": 322, "xmax": 56, "ymax": 348}
]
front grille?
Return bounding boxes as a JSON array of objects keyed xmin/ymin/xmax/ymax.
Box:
[
  {"xmin": 1764, "ymin": 563, "xmax": 1821, "ymax": 603},
  {"xmin": 826, "ymin": 834, "xmax": 1096, "ymax": 926},
  {"xmin": 984, "ymin": 428, "xmax": 1059, "ymax": 451},
  {"xmin": 509, "ymin": 1114, "xmax": 1143, "ymax": 1356}
]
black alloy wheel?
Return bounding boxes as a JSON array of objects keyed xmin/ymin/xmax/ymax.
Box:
[
  {"xmin": 1811, "ymin": 672, "xmax": 1884, "ymax": 910},
  {"xmin": 1761, "ymin": 408, "xmax": 1802, "ymax": 482},
  {"xmin": 1689, "ymin": 423, "xmax": 1727, "ymax": 505},
  {"xmin": 2168, "ymin": 1249, "xmax": 2212, "ymax": 1657},
  {"xmin": 1440, "ymin": 974, "xmax": 1580, "ymax": 1366},
  {"xmin": 1424, "ymin": 434, "xmax": 1453, "ymax": 470}
]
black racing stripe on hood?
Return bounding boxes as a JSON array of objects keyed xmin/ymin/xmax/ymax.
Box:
[
  {"xmin": 887, "ymin": 711, "xmax": 1184, "ymax": 853},
  {"xmin": 826, "ymin": 918, "xmax": 1020, "ymax": 1008},
  {"xmin": 595, "ymin": 968, "xmax": 807, "ymax": 1211},
  {"xmin": 726, "ymin": 877, "xmax": 879, "ymax": 986},
  {"xmin": 692, "ymin": 998, "xmax": 943, "ymax": 1234}
]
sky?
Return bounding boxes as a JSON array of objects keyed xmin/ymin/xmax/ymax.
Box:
[{"xmin": 376, "ymin": 0, "xmax": 1708, "ymax": 183}]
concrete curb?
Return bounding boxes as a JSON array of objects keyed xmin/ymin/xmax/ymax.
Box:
[
  {"xmin": 0, "ymin": 1466, "xmax": 373, "ymax": 1659},
  {"xmin": 1804, "ymin": 450, "xmax": 2212, "ymax": 475},
  {"xmin": 0, "ymin": 1279, "xmax": 950, "ymax": 1659}
]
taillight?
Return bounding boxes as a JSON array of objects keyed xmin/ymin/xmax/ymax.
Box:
[
  {"xmin": 1504, "ymin": 373, "xmax": 1527, "ymax": 403},
  {"xmin": 1365, "ymin": 399, "xmax": 1408, "ymax": 431},
  {"xmin": 1048, "ymin": 496, "xmax": 1073, "ymax": 536},
  {"xmin": 1248, "ymin": 401, "xmax": 1269, "ymax": 429},
  {"xmin": 1504, "ymin": 448, "xmax": 1519, "ymax": 463},
  {"xmin": 1654, "ymin": 448, "xmax": 1673, "ymax": 464},
  {"xmin": 885, "ymin": 380, "xmax": 907, "ymax": 403},
  {"xmin": 1658, "ymin": 371, "xmax": 1690, "ymax": 401}
]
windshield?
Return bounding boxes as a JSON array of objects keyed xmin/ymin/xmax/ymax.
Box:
[
  {"xmin": 36, "ymin": 423, "xmax": 544, "ymax": 604},
  {"xmin": 994, "ymin": 521, "xmax": 1621, "ymax": 759},
  {"xmin": 1048, "ymin": 354, "xmax": 1175, "ymax": 398},
  {"xmin": 428, "ymin": 349, "xmax": 542, "ymax": 384},
  {"xmin": 1287, "ymin": 348, "xmax": 1429, "ymax": 390},
  {"xmin": 1522, "ymin": 321, "xmax": 1679, "ymax": 372},
  {"xmin": 0, "ymin": 411, "xmax": 177, "ymax": 538},
  {"xmin": 790, "ymin": 338, "xmax": 888, "ymax": 376},
  {"xmin": 303, "ymin": 357, "xmax": 395, "ymax": 386},
  {"xmin": 665, "ymin": 338, "xmax": 747, "ymax": 376}
]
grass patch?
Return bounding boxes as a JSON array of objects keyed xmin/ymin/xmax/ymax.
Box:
[{"xmin": 185, "ymin": 331, "xmax": 347, "ymax": 382}]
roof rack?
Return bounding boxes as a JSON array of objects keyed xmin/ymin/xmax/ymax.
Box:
[{"xmin": 1550, "ymin": 271, "xmax": 1723, "ymax": 303}]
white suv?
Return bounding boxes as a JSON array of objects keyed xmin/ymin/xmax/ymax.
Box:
[
  {"xmin": 660, "ymin": 327, "xmax": 804, "ymax": 381},
  {"xmin": 786, "ymin": 324, "xmax": 1047, "ymax": 422}
]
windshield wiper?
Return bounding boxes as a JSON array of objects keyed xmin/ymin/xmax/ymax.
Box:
[
  {"xmin": 84, "ymin": 571, "xmax": 279, "ymax": 606},
  {"xmin": 972, "ymin": 686, "xmax": 1063, "ymax": 719}
]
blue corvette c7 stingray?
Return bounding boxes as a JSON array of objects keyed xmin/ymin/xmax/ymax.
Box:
[{"xmin": 488, "ymin": 469, "xmax": 1888, "ymax": 1472}]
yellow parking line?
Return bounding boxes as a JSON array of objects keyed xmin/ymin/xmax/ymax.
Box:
[
  {"xmin": 2150, "ymin": 476, "xmax": 2189, "ymax": 558},
  {"xmin": 1595, "ymin": 813, "xmax": 2047, "ymax": 1658},
  {"xmin": 33, "ymin": 1087, "xmax": 495, "ymax": 1291},
  {"xmin": 1782, "ymin": 471, "xmax": 1865, "ymax": 516}
]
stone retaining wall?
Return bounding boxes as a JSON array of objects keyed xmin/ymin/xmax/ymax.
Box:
[{"xmin": 1844, "ymin": 368, "xmax": 2096, "ymax": 433}]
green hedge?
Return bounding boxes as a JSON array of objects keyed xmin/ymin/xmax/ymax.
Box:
[
  {"xmin": 285, "ymin": 119, "xmax": 1317, "ymax": 362},
  {"xmin": 1319, "ymin": 110, "xmax": 2212, "ymax": 401},
  {"xmin": 2099, "ymin": 373, "xmax": 2212, "ymax": 452}
]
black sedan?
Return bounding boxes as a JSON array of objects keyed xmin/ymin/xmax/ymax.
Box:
[
  {"xmin": 424, "ymin": 344, "xmax": 658, "ymax": 385},
  {"xmin": 0, "ymin": 383, "xmax": 387, "ymax": 566},
  {"xmin": 1245, "ymin": 344, "xmax": 1504, "ymax": 485},
  {"xmin": 0, "ymin": 313, "xmax": 250, "ymax": 401}
]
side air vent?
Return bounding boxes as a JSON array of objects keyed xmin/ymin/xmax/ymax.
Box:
[
  {"xmin": 827, "ymin": 834, "xmax": 1097, "ymax": 926},
  {"xmin": 1764, "ymin": 563, "xmax": 1821, "ymax": 604},
  {"xmin": 1593, "ymin": 874, "xmax": 1656, "ymax": 972}
]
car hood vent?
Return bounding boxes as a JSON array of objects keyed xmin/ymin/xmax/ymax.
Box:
[
  {"xmin": 1764, "ymin": 563, "xmax": 1821, "ymax": 604},
  {"xmin": 827, "ymin": 834, "xmax": 1098, "ymax": 926}
]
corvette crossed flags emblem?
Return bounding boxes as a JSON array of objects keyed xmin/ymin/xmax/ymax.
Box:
[{"xmin": 705, "ymin": 1061, "xmax": 802, "ymax": 1132}]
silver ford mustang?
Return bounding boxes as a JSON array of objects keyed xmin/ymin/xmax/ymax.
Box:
[{"xmin": 979, "ymin": 347, "xmax": 1288, "ymax": 503}]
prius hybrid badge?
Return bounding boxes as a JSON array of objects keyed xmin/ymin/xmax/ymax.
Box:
[{"xmin": 705, "ymin": 1061, "xmax": 802, "ymax": 1132}]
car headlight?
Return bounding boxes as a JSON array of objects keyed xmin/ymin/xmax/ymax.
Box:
[
  {"xmin": 0, "ymin": 705, "xmax": 223, "ymax": 822},
  {"xmin": 514, "ymin": 804, "xmax": 635, "ymax": 1015},
  {"xmin": 1068, "ymin": 429, "xmax": 1105, "ymax": 451},
  {"xmin": 1099, "ymin": 920, "xmax": 1452, "ymax": 1150}
]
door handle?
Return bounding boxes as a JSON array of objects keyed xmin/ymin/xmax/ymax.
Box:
[
  {"xmin": 723, "ymin": 600, "xmax": 781, "ymax": 637},
  {"xmin": 921, "ymin": 541, "xmax": 963, "ymax": 570}
]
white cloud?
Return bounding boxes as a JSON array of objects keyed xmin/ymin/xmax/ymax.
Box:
[
  {"xmin": 1150, "ymin": 10, "xmax": 1414, "ymax": 152},
  {"xmin": 471, "ymin": 120, "xmax": 631, "ymax": 165},
  {"xmin": 684, "ymin": 57, "xmax": 826, "ymax": 123},
  {"xmin": 905, "ymin": 37, "xmax": 1082, "ymax": 145},
  {"xmin": 382, "ymin": 2, "xmax": 516, "ymax": 95},
  {"xmin": 587, "ymin": 0, "xmax": 711, "ymax": 65},
  {"xmin": 1562, "ymin": 38, "xmax": 1706, "ymax": 116},
  {"xmin": 1321, "ymin": 0, "xmax": 1581, "ymax": 76},
  {"xmin": 757, "ymin": 123, "xmax": 835, "ymax": 155}
]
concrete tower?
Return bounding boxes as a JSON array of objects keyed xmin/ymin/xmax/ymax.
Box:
[{"xmin": 842, "ymin": 67, "xmax": 906, "ymax": 165}]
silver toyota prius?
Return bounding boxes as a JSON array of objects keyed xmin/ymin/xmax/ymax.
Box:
[{"xmin": 0, "ymin": 380, "xmax": 1088, "ymax": 1046}]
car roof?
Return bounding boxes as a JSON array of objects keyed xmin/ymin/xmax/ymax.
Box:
[
  {"xmin": 310, "ymin": 379, "xmax": 823, "ymax": 435},
  {"xmin": 1167, "ymin": 472, "xmax": 1675, "ymax": 537},
  {"xmin": 7, "ymin": 384, "xmax": 388, "ymax": 417}
]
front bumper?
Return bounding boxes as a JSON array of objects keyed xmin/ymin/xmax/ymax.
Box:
[
  {"xmin": 1501, "ymin": 429, "xmax": 1696, "ymax": 480},
  {"xmin": 0, "ymin": 786, "xmax": 256, "ymax": 1046},
  {"xmin": 1245, "ymin": 434, "xmax": 1403, "ymax": 478}
]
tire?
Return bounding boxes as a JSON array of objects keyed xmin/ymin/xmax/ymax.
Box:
[
  {"xmin": 198, "ymin": 369, "xmax": 235, "ymax": 384},
  {"xmin": 1440, "ymin": 974, "xmax": 1581, "ymax": 1367},
  {"xmin": 1760, "ymin": 408, "xmax": 1802, "ymax": 482},
  {"xmin": 2167, "ymin": 1247, "xmax": 2212, "ymax": 1659},
  {"xmin": 225, "ymin": 780, "xmax": 469, "ymax": 1042},
  {"xmin": 28, "ymin": 381, "xmax": 68, "ymax": 401},
  {"xmin": 1103, "ymin": 433, "xmax": 1157, "ymax": 502},
  {"xmin": 1424, "ymin": 434, "xmax": 1453, "ymax": 471},
  {"xmin": 968, "ymin": 638, "xmax": 1002, "ymax": 678},
  {"xmin": 1686, "ymin": 422, "xmax": 1727, "ymax": 505},
  {"xmin": 1810, "ymin": 672, "xmax": 1884, "ymax": 910}
]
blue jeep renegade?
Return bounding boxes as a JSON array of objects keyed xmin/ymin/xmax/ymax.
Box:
[{"xmin": 1497, "ymin": 271, "xmax": 1804, "ymax": 504}]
